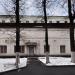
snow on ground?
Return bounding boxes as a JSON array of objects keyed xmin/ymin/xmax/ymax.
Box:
[
  {"xmin": 38, "ymin": 57, "xmax": 75, "ymax": 66},
  {"xmin": 0, "ymin": 58, "xmax": 27, "ymax": 72}
]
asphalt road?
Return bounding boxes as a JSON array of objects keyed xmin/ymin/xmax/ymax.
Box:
[{"xmin": 1, "ymin": 58, "xmax": 75, "ymax": 75}]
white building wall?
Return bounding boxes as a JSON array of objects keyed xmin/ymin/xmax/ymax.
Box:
[
  {"xmin": 20, "ymin": 28, "xmax": 71, "ymax": 56},
  {"xmin": 0, "ymin": 28, "xmax": 71, "ymax": 56},
  {"xmin": 0, "ymin": 16, "xmax": 73, "ymax": 56}
]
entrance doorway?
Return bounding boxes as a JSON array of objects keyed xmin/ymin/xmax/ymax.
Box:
[
  {"xmin": 26, "ymin": 42, "xmax": 37, "ymax": 56},
  {"xmin": 28, "ymin": 46, "xmax": 35, "ymax": 55}
]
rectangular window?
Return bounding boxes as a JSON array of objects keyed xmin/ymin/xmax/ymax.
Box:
[
  {"xmin": 60, "ymin": 45, "xmax": 65, "ymax": 53},
  {"xmin": 20, "ymin": 46, "xmax": 25, "ymax": 53},
  {"xmin": 49, "ymin": 21, "xmax": 52, "ymax": 23},
  {"xmin": 34, "ymin": 21, "xmax": 37, "ymax": 23},
  {"xmin": 57, "ymin": 21, "xmax": 59, "ymax": 23},
  {"xmin": 41, "ymin": 21, "xmax": 44, "ymax": 23},
  {"xmin": 2, "ymin": 20, "xmax": 5, "ymax": 23},
  {"xmin": 26, "ymin": 21, "xmax": 29, "ymax": 23},
  {"xmin": 14, "ymin": 46, "xmax": 25, "ymax": 53},
  {"xmin": 65, "ymin": 21, "xmax": 67, "ymax": 23},
  {"xmin": 44, "ymin": 45, "xmax": 50, "ymax": 53},
  {"xmin": 10, "ymin": 20, "xmax": 14, "ymax": 23},
  {"xmin": 0, "ymin": 45, "xmax": 7, "ymax": 53}
]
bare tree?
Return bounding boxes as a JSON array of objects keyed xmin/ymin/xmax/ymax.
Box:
[
  {"xmin": 34, "ymin": 0, "xmax": 68, "ymax": 16},
  {"xmin": 34, "ymin": 0, "xmax": 68, "ymax": 63},
  {"xmin": 42, "ymin": 0, "xmax": 50, "ymax": 64},
  {"xmin": 1, "ymin": 0, "xmax": 20, "ymax": 68},
  {"xmin": 68, "ymin": 0, "xmax": 75, "ymax": 63},
  {"xmin": 19, "ymin": 0, "xmax": 26, "ymax": 15},
  {"xmin": 0, "ymin": 0, "xmax": 15, "ymax": 15}
]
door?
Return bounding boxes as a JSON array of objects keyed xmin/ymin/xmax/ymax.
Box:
[{"xmin": 28, "ymin": 46, "xmax": 34, "ymax": 55}]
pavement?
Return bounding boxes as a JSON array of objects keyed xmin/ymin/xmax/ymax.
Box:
[{"xmin": 1, "ymin": 57, "xmax": 75, "ymax": 75}]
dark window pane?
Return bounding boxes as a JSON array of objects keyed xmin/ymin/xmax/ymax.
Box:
[
  {"xmin": 65, "ymin": 21, "xmax": 67, "ymax": 23},
  {"xmin": 14, "ymin": 46, "xmax": 25, "ymax": 53},
  {"xmin": 44, "ymin": 45, "xmax": 50, "ymax": 53},
  {"xmin": 41, "ymin": 21, "xmax": 44, "ymax": 23},
  {"xmin": 49, "ymin": 21, "xmax": 52, "ymax": 23},
  {"xmin": 57, "ymin": 21, "xmax": 59, "ymax": 23},
  {"xmin": 60, "ymin": 45, "xmax": 65, "ymax": 53},
  {"xmin": 26, "ymin": 21, "xmax": 29, "ymax": 23},
  {"xmin": 20, "ymin": 46, "xmax": 25, "ymax": 53},
  {"xmin": 34, "ymin": 21, "xmax": 37, "ymax": 23},
  {"xmin": 14, "ymin": 46, "xmax": 16, "ymax": 53},
  {"xmin": 0, "ymin": 45, "xmax": 7, "ymax": 53},
  {"xmin": 2, "ymin": 20, "xmax": 5, "ymax": 23}
]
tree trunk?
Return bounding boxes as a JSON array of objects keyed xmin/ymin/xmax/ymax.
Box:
[
  {"xmin": 71, "ymin": 52, "xmax": 75, "ymax": 63},
  {"xmin": 43, "ymin": 0, "xmax": 50, "ymax": 63},
  {"xmin": 16, "ymin": 52, "xmax": 20, "ymax": 68},
  {"xmin": 15, "ymin": 0, "xmax": 20, "ymax": 68},
  {"xmin": 46, "ymin": 52, "xmax": 49, "ymax": 64},
  {"xmin": 68, "ymin": 0, "xmax": 75, "ymax": 63}
]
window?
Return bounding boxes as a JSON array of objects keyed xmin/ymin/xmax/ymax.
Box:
[
  {"xmin": 57, "ymin": 21, "xmax": 59, "ymax": 23},
  {"xmin": 41, "ymin": 21, "xmax": 44, "ymax": 23},
  {"xmin": 65, "ymin": 21, "xmax": 67, "ymax": 23},
  {"xmin": 19, "ymin": 20, "xmax": 21, "ymax": 23},
  {"xmin": 44, "ymin": 45, "xmax": 50, "ymax": 53},
  {"xmin": 60, "ymin": 45, "xmax": 65, "ymax": 53},
  {"xmin": 10, "ymin": 20, "xmax": 14, "ymax": 23},
  {"xmin": 49, "ymin": 21, "xmax": 52, "ymax": 23},
  {"xmin": 34, "ymin": 21, "xmax": 37, "ymax": 23},
  {"xmin": 0, "ymin": 45, "xmax": 7, "ymax": 53},
  {"xmin": 20, "ymin": 46, "xmax": 25, "ymax": 53},
  {"xmin": 26, "ymin": 21, "xmax": 29, "ymax": 23},
  {"xmin": 14, "ymin": 46, "xmax": 25, "ymax": 53},
  {"xmin": 2, "ymin": 20, "xmax": 5, "ymax": 23}
]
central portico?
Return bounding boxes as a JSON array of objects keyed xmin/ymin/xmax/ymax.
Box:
[{"xmin": 26, "ymin": 42, "xmax": 37, "ymax": 56}]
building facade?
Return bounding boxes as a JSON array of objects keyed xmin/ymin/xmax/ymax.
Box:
[{"xmin": 0, "ymin": 16, "xmax": 73, "ymax": 56}]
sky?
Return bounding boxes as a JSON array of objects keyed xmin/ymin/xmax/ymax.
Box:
[
  {"xmin": 0, "ymin": 1, "xmax": 6, "ymax": 15},
  {"xmin": 0, "ymin": 0, "xmax": 68, "ymax": 16}
]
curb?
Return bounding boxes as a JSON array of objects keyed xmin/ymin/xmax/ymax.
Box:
[
  {"xmin": 38, "ymin": 59, "xmax": 75, "ymax": 67},
  {"xmin": 45, "ymin": 65, "xmax": 75, "ymax": 67},
  {"xmin": 0, "ymin": 65, "xmax": 27, "ymax": 74}
]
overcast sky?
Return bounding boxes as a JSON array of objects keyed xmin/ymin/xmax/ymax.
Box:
[{"xmin": 0, "ymin": 0, "xmax": 68, "ymax": 16}]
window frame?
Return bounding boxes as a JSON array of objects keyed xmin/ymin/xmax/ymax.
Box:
[
  {"xmin": 44, "ymin": 45, "xmax": 50, "ymax": 53},
  {"xmin": 60, "ymin": 45, "xmax": 66, "ymax": 53},
  {"xmin": 14, "ymin": 45, "xmax": 25, "ymax": 53},
  {"xmin": 0, "ymin": 45, "xmax": 7, "ymax": 53}
]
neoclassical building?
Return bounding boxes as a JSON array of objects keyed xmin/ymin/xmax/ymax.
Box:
[{"xmin": 0, "ymin": 16, "xmax": 73, "ymax": 56}]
